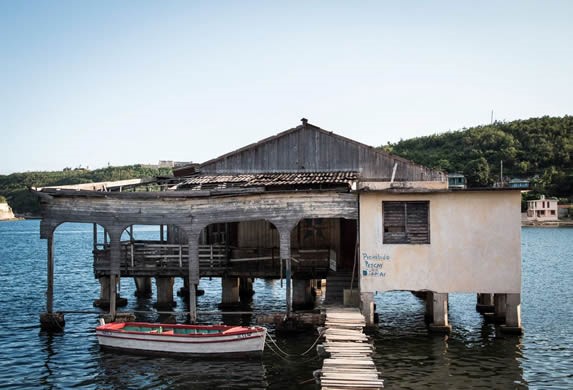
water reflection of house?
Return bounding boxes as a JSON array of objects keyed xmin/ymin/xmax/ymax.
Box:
[
  {"xmin": 527, "ymin": 195, "xmax": 558, "ymax": 221},
  {"xmin": 35, "ymin": 119, "xmax": 523, "ymax": 335}
]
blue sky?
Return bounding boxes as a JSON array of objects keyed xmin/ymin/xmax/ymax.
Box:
[{"xmin": 1, "ymin": 1, "xmax": 571, "ymax": 174}]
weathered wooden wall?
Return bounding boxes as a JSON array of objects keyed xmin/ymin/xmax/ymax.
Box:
[
  {"xmin": 199, "ymin": 124, "xmax": 442, "ymax": 181},
  {"xmin": 39, "ymin": 191, "xmax": 358, "ymax": 239}
]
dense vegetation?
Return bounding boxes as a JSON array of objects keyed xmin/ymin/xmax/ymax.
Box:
[
  {"xmin": 0, "ymin": 165, "xmax": 172, "ymax": 215},
  {"xmin": 383, "ymin": 116, "xmax": 573, "ymax": 198}
]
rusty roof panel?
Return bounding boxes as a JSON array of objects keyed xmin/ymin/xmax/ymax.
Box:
[{"xmin": 177, "ymin": 171, "xmax": 358, "ymax": 191}]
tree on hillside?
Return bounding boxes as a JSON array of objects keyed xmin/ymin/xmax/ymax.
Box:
[
  {"xmin": 464, "ymin": 157, "xmax": 492, "ymax": 187},
  {"xmin": 384, "ymin": 115, "xmax": 573, "ymax": 197}
]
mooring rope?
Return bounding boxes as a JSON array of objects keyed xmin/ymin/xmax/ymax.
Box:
[{"xmin": 264, "ymin": 329, "xmax": 325, "ymax": 359}]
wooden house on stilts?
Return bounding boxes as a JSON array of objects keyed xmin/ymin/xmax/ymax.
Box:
[{"xmin": 36, "ymin": 119, "xmax": 523, "ymax": 334}]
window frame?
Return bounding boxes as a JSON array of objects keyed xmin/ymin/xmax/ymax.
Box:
[{"xmin": 382, "ymin": 201, "xmax": 430, "ymax": 244}]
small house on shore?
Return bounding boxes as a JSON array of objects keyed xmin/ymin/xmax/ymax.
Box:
[
  {"xmin": 35, "ymin": 119, "xmax": 523, "ymax": 334},
  {"xmin": 527, "ymin": 195, "xmax": 559, "ymax": 221}
]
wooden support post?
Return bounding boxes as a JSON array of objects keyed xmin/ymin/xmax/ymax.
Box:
[
  {"xmin": 276, "ymin": 220, "xmax": 296, "ymax": 318},
  {"xmin": 187, "ymin": 231, "xmax": 200, "ymax": 324},
  {"xmin": 92, "ymin": 223, "xmax": 97, "ymax": 252},
  {"xmin": 46, "ymin": 235, "xmax": 54, "ymax": 314},
  {"xmin": 285, "ymin": 257, "xmax": 292, "ymax": 316},
  {"xmin": 109, "ymin": 275, "xmax": 117, "ymax": 319},
  {"xmin": 108, "ymin": 228, "xmax": 122, "ymax": 320},
  {"xmin": 40, "ymin": 232, "xmax": 65, "ymax": 331}
]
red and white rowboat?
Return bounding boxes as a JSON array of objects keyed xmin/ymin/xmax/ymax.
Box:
[{"xmin": 96, "ymin": 321, "xmax": 267, "ymax": 356}]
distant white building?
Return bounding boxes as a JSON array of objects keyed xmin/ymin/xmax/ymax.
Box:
[{"xmin": 527, "ymin": 195, "xmax": 558, "ymax": 221}]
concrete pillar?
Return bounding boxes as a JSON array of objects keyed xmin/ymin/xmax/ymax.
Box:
[
  {"xmin": 98, "ymin": 277, "xmax": 111, "ymax": 303},
  {"xmin": 293, "ymin": 279, "xmax": 313, "ymax": 308},
  {"xmin": 476, "ymin": 293, "xmax": 495, "ymax": 314},
  {"xmin": 155, "ymin": 277, "xmax": 175, "ymax": 309},
  {"xmin": 134, "ymin": 277, "xmax": 152, "ymax": 298},
  {"xmin": 221, "ymin": 277, "xmax": 240, "ymax": 305},
  {"xmin": 494, "ymin": 293, "xmax": 507, "ymax": 323},
  {"xmin": 424, "ymin": 291, "xmax": 434, "ymax": 323},
  {"xmin": 239, "ymin": 277, "xmax": 254, "ymax": 301},
  {"xmin": 428, "ymin": 292, "xmax": 451, "ymax": 334},
  {"xmin": 501, "ymin": 293, "xmax": 523, "ymax": 335},
  {"xmin": 361, "ymin": 292, "xmax": 375, "ymax": 326}
]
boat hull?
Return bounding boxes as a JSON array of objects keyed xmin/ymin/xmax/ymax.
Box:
[{"xmin": 96, "ymin": 322, "xmax": 266, "ymax": 356}]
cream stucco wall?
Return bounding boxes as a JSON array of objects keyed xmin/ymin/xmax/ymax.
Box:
[{"xmin": 359, "ymin": 191, "xmax": 521, "ymax": 294}]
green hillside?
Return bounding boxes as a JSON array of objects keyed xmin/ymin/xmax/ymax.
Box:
[
  {"xmin": 383, "ymin": 116, "xmax": 573, "ymax": 197},
  {"xmin": 0, "ymin": 165, "xmax": 173, "ymax": 216}
]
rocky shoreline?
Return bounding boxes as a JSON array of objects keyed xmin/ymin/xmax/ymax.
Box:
[{"xmin": 0, "ymin": 202, "xmax": 16, "ymax": 221}]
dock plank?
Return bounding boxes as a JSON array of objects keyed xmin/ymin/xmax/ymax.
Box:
[{"xmin": 318, "ymin": 307, "xmax": 383, "ymax": 389}]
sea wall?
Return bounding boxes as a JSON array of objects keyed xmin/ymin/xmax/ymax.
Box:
[{"xmin": 0, "ymin": 202, "xmax": 16, "ymax": 221}]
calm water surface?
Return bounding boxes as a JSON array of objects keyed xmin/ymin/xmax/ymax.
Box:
[{"xmin": 0, "ymin": 220, "xmax": 571, "ymax": 389}]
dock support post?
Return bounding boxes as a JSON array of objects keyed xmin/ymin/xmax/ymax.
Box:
[
  {"xmin": 293, "ymin": 279, "xmax": 313, "ymax": 309},
  {"xmin": 134, "ymin": 277, "xmax": 153, "ymax": 298},
  {"xmin": 494, "ymin": 293, "xmax": 507, "ymax": 323},
  {"xmin": 155, "ymin": 277, "xmax": 175, "ymax": 309},
  {"xmin": 500, "ymin": 293, "xmax": 523, "ymax": 335},
  {"xmin": 476, "ymin": 293, "xmax": 495, "ymax": 313},
  {"xmin": 275, "ymin": 219, "xmax": 297, "ymax": 318},
  {"xmin": 239, "ymin": 277, "xmax": 254, "ymax": 302},
  {"xmin": 40, "ymin": 233, "xmax": 65, "ymax": 331},
  {"xmin": 187, "ymin": 230, "xmax": 200, "ymax": 324},
  {"xmin": 360, "ymin": 292, "xmax": 375, "ymax": 326},
  {"xmin": 108, "ymin": 227, "xmax": 123, "ymax": 320},
  {"xmin": 95, "ymin": 277, "xmax": 111, "ymax": 306},
  {"xmin": 221, "ymin": 277, "xmax": 241, "ymax": 305},
  {"xmin": 46, "ymin": 235, "xmax": 54, "ymax": 314},
  {"xmin": 425, "ymin": 291, "xmax": 434, "ymax": 323},
  {"xmin": 428, "ymin": 292, "xmax": 451, "ymax": 334}
]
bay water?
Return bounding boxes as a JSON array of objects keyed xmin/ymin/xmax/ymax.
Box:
[{"xmin": 0, "ymin": 220, "xmax": 571, "ymax": 389}]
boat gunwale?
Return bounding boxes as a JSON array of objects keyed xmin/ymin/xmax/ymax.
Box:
[
  {"xmin": 96, "ymin": 331, "xmax": 265, "ymax": 344},
  {"xmin": 95, "ymin": 321, "xmax": 267, "ymax": 339}
]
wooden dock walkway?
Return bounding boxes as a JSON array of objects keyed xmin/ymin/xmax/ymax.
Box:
[{"xmin": 317, "ymin": 307, "xmax": 384, "ymax": 389}]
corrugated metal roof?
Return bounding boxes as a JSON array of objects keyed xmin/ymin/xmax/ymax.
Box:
[{"xmin": 176, "ymin": 171, "xmax": 357, "ymax": 191}]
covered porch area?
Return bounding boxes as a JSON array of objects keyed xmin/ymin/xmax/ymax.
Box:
[{"xmin": 37, "ymin": 188, "xmax": 358, "ymax": 328}]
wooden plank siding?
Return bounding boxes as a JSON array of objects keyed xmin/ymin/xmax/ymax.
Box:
[
  {"xmin": 38, "ymin": 191, "xmax": 358, "ymax": 239},
  {"xmin": 382, "ymin": 201, "xmax": 430, "ymax": 244},
  {"xmin": 198, "ymin": 123, "xmax": 443, "ymax": 182}
]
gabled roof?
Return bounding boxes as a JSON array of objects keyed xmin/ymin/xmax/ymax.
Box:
[{"xmin": 193, "ymin": 119, "xmax": 443, "ymax": 182}]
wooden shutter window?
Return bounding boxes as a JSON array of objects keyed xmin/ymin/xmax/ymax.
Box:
[{"xmin": 383, "ymin": 201, "xmax": 430, "ymax": 244}]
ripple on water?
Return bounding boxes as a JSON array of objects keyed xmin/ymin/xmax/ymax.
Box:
[{"xmin": 0, "ymin": 222, "xmax": 572, "ymax": 389}]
